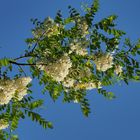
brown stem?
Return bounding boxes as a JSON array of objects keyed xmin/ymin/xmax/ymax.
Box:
[
  {"xmin": 9, "ymin": 61, "xmax": 36, "ymax": 66},
  {"xmin": 9, "ymin": 60, "xmax": 48, "ymax": 67},
  {"xmin": 14, "ymin": 55, "xmax": 32, "ymax": 61}
]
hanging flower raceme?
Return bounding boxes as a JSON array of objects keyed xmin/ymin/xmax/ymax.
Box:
[
  {"xmin": 32, "ymin": 17, "xmax": 63, "ymax": 38},
  {"xmin": 62, "ymin": 66, "xmax": 101, "ymax": 91},
  {"xmin": 0, "ymin": 77, "xmax": 32, "ymax": 105},
  {"xmin": 94, "ymin": 53, "xmax": 114, "ymax": 72},
  {"xmin": 45, "ymin": 54, "xmax": 72, "ymax": 82},
  {"xmin": 0, "ymin": 119, "xmax": 9, "ymax": 130},
  {"xmin": 69, "ymin": 40, "xmax": 88, "ymax": 56},
  {"xmin": 0, "ymin": 79, "xmax": 16, "ymax": 105},
  {"xmin": 38, "ymin": 54, "xmax": 72, "ymax": 82},
  {"xmin": 14, "ymin": 77, "xmax": 32, "ymax": 101},
  {"xmin": 76, "ymin": 18, "xmax": 89, "ymax": 36},
  {"xmin": 63, "ymin": 77, "xmax": 75, "ymax": 88}
]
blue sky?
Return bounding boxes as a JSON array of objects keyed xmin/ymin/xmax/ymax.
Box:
[{"xmin": 0, "ymin": 0, "xmax": 140, "ymax": 140}]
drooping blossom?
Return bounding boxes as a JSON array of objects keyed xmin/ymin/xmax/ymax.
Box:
[
  {"xmin": 32, "ymin": 17, "xmax": 62, "ymax": 38},
  {"xmin": 14, "ymin": 77, "xmax": 32, "ymax": 101},
  {"xmin": 45, "ymin": 54, "xmax": 72, "ymax": 82},
  {"xmin": 0, "ymin": 79, "xmax": 16, "ymax": 105},
  {"xmin": 69, "ymin": 40, "xmax": 88, "ymax": 56},
  {"xmin": 0, "ymin": 77, "xmax": 32, "ymax": 105},
  {"xmin": 94, "ymin": 53, "xmax": 114, "ymax": 71}
]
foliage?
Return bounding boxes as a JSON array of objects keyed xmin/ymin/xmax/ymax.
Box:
[{"xmin": 0, "ymin": 0, "xmax": 140, "ymax": 139}]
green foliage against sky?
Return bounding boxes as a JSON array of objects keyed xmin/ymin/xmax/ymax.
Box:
[{"xmin": 0, "ymin": 0, "xmax": 140, "ymax": 139}]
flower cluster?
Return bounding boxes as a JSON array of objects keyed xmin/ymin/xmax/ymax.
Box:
[
  {"xmin": 0, "ymin": 119, "xmax": 9, "ymax": 130},
  {"xmin": 36, "ymin": 61, "xmax": 46, "ymax": 71},
  {"xmin": 69, "ymin": 40, "xmax": 88, "ymax": 56},
  {"xmin": 32, "ymin": 17, "xmax": 62, "ymax": 38},
  {"xmin": 44, "ymin": 54, "xmax": 72, "ymax": 82},
  {"xmin": 14, "ymin": 77, "xmax": 32, "ymax": 101},
  {"xmin": 77, "ymin": 19, "xmax": 89, "ymax": 36},
  {"xmin": 0, "ymin": 77, "xmax": 32, "ymax": 105},
  {"xmin": 37, "ymin": 50, "xmax": 103, "ymax": 91},
  {"xmin": 63, "ymin": 77, "xmax": 75, "ymax": 88},
  {"xmin": 0, "ymin": 79, "xmax": 15, "ymax": 105},
  {"xmin": 79, "ymin": 67, "xmax": 92, "ymax": 78},
  {"xmin": 94, "ymin": 53, "xmax": 114, "ymax": 71}
]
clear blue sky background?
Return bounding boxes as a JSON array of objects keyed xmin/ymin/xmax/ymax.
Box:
[{"xmin": 0, "ymin": 0, "xmax": 140, "ymax": 140}]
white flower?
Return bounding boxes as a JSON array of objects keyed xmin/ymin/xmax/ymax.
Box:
[
  {"xmin": 15, "ymin": 77, "xmax": 32, "ymax": 87},
  {"xmin": 36, "ymin": 61, "xmax": 46, "ymax": 70},
  {"xmin": 15, "ymin": 88, "xmax": 28, "ymax": 101},
  {"xmin": 45, "ymin": 54, "xmax": 72, "ymax": 82},
  {"xmin": 63, "ymin": 77, "xmax": 75, "ymax": 87},
  {"xmin": 32, "ymin": 17, "xmax": 62, "ymax": 38},
  {"xmin": 79, "ymin": 67, "xmax": 92, "ymax": 78},
  {"xmin": 115, "ymin": 65, "xmax": 123, "ymax": 75},
  {"xmin": 69, "ymin": 40, "xmax": 88, "ymax": 56},
  {"xmin": 14, "ymin": 77, "xmax": 32, "ymax": 101},
  {"xmin": 0, "ymin": 79, "xmax": 15, "ymax": 105},
  {"xmin": 0, "ymin": 91, "xmax": 13, "ymax": 105},
  {"xmin": 94, "ymin": 53, "xmax": 114, "ymax": 71},
  {"xmin": 0, "ymin": 119, "xmax": 9, "ymax": 130},
  {"xmin": 77, "ymin": 19, "xmax": 89, "ymax": 36},
  {"xmin": 0, "ymin": 77, "xmax": 32, "ymax": 104},
  {"xmin": 73, "ymin": 99, "xmax": 79, "ymax": 103}
]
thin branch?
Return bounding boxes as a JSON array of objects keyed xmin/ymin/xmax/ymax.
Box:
[
  {"xmin": 31, "ymin": 29, "xmax": 49, "ymax": 53},
  {"xmin": 14, "ymin": 30, "xmax": 47, "ymax": 61},
  {"xmin": 9, "ymin": 61, "xmax": 36, "ymax": 66},
  {"xmin": 14, "ymin": 54, "xmax": 33, "ymax": 61},
  {"xmin": 9, "ymin": 60, "xmax": 48, "ymax": 67}
]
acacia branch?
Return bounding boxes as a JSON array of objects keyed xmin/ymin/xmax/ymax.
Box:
[
  {"xmin": 14, "ymin": 54, "xmax": 33, "ymax": 61},
  {"xmin": 9, "ymin": 61, "xmax": 36, "ymax": 66},
  {"xmin": 9, "ymin": 60, "xmax": 48, "ymax": 67}
]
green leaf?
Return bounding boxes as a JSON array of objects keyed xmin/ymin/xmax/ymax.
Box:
[
  {"xmin": 25, "ymin": 110, "xmax": 53, "ymax": 129},
  {"xmin": 11, "ymin": 113, "xmax": 21, "ymax": 131},
  {"xmin": 80, "ymin": 98, "xmax": 91, "ymax": 117},
  {"xmin": 27, "ymin": 100, "xmax": 44, "ymax": 110},
  {"xmin": 11, "ymin": 135, "xmax": 19, "ymax": 140},
  {"xmin": 0, "ymin": 58, "xmax": 10, "ymax": 66},
  {"xmin": 98, "ymin": 88, "xmax": 116, "ymax": 100}
]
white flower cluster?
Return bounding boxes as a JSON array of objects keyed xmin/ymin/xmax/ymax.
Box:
[
  {"xmin": 77, "ymin": 19, "xmax": 89, "ymax": 36},
  {"xmin": 36, "ymin": 61, "xmax": 46, "ymax": 71},
  {"xmin": 69, "ymin": 40, "xmax": 88, "ymax": 56},
  {"xmin": 14, "ymin": 77, "xmax": 32, "ymax": 101},
  {"xmin": 0, "ymin": 77, "xmax": 32, "ymax": 105},
  {"xmin": 0, "ymin": 119, "xmax": 9, "ymax": 130},
  {"xmin": 36, "ymin": 52, "xmax": 103, "ymax": 91},
  {"xmin": 32, "ymin": 17, "xmax": 62, "ymax": 38},
  {"xmin": 63, "ymin": 77, "xmax": 75, "ymax": 88},
  {"xmin": 0, "ymin": 79, "xmax": 15, "ymax": 105},
  {"xmin": 62, "ymin": 66, "xmax": 92, "ymax": 88},
  {"xmin": 45, "ymin": 54, "xmax": 72, "ymax": 82},
  {"xmin": 94, "ymin": 53, "xmax": 114, "ymax": 71},
  {"xmin": 79, "ymin": 67, "xmax": 92, "ymax": 78}
]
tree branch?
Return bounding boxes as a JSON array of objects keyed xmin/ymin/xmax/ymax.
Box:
[{"xmin": 9, "ymin": 61, "xmax": 36, "ymax": 66}]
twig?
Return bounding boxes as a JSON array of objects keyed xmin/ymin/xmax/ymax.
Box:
[{"xmin": 9, "ymin": 61, "xmax": 36, "ymax": 66}]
